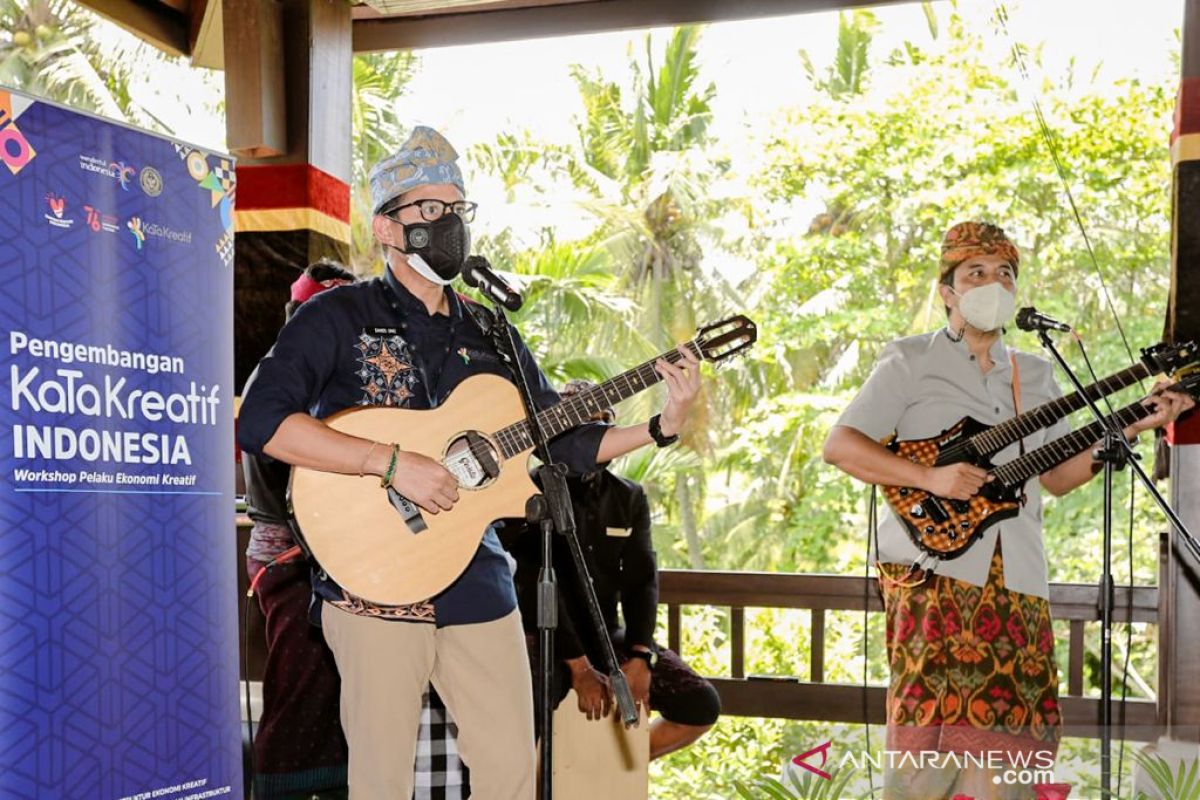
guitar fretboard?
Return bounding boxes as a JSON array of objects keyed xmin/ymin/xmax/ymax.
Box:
[
  {"xmin": 491, "ymin": 340, "xmax": 703, "ymax": 459},
  {"xmin": 992, "ymin": 384, "xmax": 1183, "ymax": 487},
  {"xmin": 961, "ymin": 361, "xmax": 1150, "ymax": 460}
]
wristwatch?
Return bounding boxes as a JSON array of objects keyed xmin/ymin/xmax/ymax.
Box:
[
  {"xmin": 628, "ymin": 648, "xmax": 657, "ymax": 668},
  {"xmin": 648, "ymin": 414, "xmax": 679, "ymax": 448}
]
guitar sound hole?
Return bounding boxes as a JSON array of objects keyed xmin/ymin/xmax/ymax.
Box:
[{"xmin": 444, "ymin": 432, "xmax": 502, "ymax": 490}]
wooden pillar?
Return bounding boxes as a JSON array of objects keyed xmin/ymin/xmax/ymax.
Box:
[
  {"xmin": 223, "ymin": 0, "xmax": 352, "ymax": 390},
  {"xmin": 1162, "ymin": 0, "xmax": 1200, "ymax": 744}
]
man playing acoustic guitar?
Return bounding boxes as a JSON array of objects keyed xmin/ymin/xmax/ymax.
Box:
[
  {"xmin": 237, "ymin": 126, "xmax": 703, "ymax": 799},
  {"xmin": 822, "ymin": 221, "xmax": 1194, "ymax": 798}
]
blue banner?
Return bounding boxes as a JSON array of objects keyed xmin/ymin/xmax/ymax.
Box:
[{"xmin": 0, "ymin": 89, "xmax": 240, "ymax": 799}]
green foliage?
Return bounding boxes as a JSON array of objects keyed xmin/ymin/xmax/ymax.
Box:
[
  {"xmin": 735, "ymin": 763, "xmax": 855, "ymax": 800},
  {"xmin": 0, "ymin": 0, "xmax": 214, "ymax": 132},
  {"xmin": 799, "ymin": 10, "xmax": 880, "ymax": 98},
  {"xmin": 459, "ymin": 8, "xmax": 1174, "ymax": 796},
  {"xmin": 349, "ymin": 51, "xmax": 419, "ymax": 275},
  {"xmin": 1134, "ymin": 751, "xmax": 1200, "ymax": 800}
]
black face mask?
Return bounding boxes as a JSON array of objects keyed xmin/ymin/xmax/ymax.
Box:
[{"xmin": 402, "ymin": 212, "xmax": 471, "ymax": 282}]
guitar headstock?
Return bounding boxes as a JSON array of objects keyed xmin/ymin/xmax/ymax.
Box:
[
  {"xmin": 1172, "ymin": 368, "xmax": 1200, "ymax": 398},
  {"xmin": 1141, "ymin": 340, "xmax": 1200, "ymax": 377},
  {"xmin": 694, "ymin": 315, "xmax": 758, "ymax": 364}
]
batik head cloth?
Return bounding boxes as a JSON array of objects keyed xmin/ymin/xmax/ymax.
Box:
[
  {"xmin": 939, "ymin": 221, "xmax": 1020, "ymax": 281},
  {"xmin": 368, "ymin": 126, "xmax": 465, "ymax": 215}
]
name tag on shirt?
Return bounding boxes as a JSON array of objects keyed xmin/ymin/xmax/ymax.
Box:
[
  {"xmin": 365, "ymin": 326, "xmax": 400, "ymax": 336},
  {"xmin": 606, "ymin": 527, "xmax": 632, "ymax": 538}
]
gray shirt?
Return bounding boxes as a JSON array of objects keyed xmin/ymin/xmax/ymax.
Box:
[{"xmin": 836, "ymin": 328, "xmax": 1070, "ymax": 598}]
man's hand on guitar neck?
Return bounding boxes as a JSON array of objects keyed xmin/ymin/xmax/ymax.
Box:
[
  {"xmin": 594, "ymin": 346, "xmax": 704, "ymax": 463},
  {"xmin": 656, "ymin": 345, "xmax": 703, "ymax": 438}
]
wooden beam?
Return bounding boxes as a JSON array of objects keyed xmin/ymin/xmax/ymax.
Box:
[
  {"xmin": 352, "ymin": 0, "xmax": 590, "ymax": 19},
  {"xmin": 658, "ymin": 570, "xmax": 1158, "ymax": 623},
  {"xmin": 352, "ymin": 0, "xmax": 908, "ymax": 53},
  {"xmin": 810, "ymin": 608, "xmax": 825, "ymax": 684},
  {"xmin": 72, "ymin": 0, "xmax": 189, "ymax": 56},
  {"xmin": 223, "ymin": 0, "xmax": 286, "ymax": 158},
  {"xmin": 730, "ymin": 607, "xmax": 745, "ymax": 680}
]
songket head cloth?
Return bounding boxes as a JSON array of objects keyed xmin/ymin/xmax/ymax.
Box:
[
  {"xmin": 939, "ymin": 221, "xmax": 1020, "ymax": 281},
  {"xmin": 368, "ymin": 126, "xmax": 465, "ymax": 215}
]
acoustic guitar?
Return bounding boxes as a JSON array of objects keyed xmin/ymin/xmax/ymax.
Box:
[{"xmin": 289, "ymin": 315, "xmax": 757, "ymax": 605}]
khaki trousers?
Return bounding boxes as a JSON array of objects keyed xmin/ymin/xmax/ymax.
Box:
[{"xmin": 322, "ymin": 606, "xmax": 535, "ymax": 799}]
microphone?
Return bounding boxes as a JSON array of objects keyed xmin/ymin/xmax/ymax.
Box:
[
  {"xmin": 462, "ymin": 255, "xmax": 523, "ymax": 312},
  {"xmin": 1016, "ymin": 306, "xmax": 1072, "ymax": 333}
]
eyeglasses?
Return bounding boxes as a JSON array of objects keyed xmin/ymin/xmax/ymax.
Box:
[{"xmin": 384, "ymin": 198, "xmax": 478, "ymax": 223}]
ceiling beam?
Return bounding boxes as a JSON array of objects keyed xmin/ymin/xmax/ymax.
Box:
[
  {"xmin": 72, "ymin": 0, "xmax": 189, "ymax": 56},
  {"xmin": 352, "ymin": 0, "xmax": 905, "ymax": 52}
]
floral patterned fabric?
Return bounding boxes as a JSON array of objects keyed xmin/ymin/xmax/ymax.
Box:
[{"xmin": 878, "ymin": 544, "xmax": 1061, "ymax": 763}]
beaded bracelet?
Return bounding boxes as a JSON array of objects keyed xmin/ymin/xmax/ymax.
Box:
[{"xmin": 380, "ymin": 443, "xmax": 400, "ymax": 488}]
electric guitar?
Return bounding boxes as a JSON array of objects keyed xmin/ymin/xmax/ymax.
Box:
[
  {"xmin": 891, "ymin": 368, "xmax": 1200, "ymax": 560},
  {"xmin": 883, "ymin": 341, "xmax": 1198, "ymax": 558},
  {"xmin": 288, "ymin": 315, "xmax": 757, "ymax": 606}
]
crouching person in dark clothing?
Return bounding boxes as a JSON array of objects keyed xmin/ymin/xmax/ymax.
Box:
[{"xmin": 509, "ymin": 379, "xmax": 720, "ymax": 760}]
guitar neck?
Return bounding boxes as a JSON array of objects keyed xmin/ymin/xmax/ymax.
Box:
[
  {"xmin": 991, "ymin": 393, "xmax": 1161, "ymax": 488},
  {"xmin": 493, "ymin": 339, "xmax": 702, "ymax": 458},
  {"xmin": 968, "ymin": 361, "xmax": 1150, "ymax": 457}
]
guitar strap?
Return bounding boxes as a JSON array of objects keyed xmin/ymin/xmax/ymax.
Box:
[
  {"xmin": 1011, "ymin": 352, "xmax": 1024, "ymax": 456},
  {"xmin": 1011, "ymin": 351, "xmax": 1030, "ymax": 507}
]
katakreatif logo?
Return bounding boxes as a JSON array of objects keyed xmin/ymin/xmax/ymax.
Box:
[
  {"xmin": 44, "ymin": 193, "xmax": 74, "ymax": 229},
  {"xmin": 7, "ymin": 330, "xmax": 223, "ymax": 477},
  {"xmin": 140, "ymin": 218, "xmax": 193, "ymax": 245},
  {"xmin": 127, "ymin": 216, "xmax": 145, "ymax": 250}
]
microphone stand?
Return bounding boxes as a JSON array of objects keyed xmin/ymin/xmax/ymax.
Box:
[
  {"xmin": 482, "ymin": 302, "xmax": 638, "ymax": 800},
  {"xmin": 1034, "ymin": 329, "xmax": 1200, "ymax": 800}
]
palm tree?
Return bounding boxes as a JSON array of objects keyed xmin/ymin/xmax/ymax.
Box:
[
  {"xmin": 0, "ymin": 0, "xmax": 180, "ymax": 130},
  {"xmin": 475, "ymin": 26, "xmax": 765, "ymax": 568}
]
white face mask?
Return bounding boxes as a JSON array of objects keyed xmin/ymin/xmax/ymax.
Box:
[
  {"xmin": 401, "ymin": 252, "xmax": 454, "ymax": 286},
  {"xmin": 953, "ymin": 282, "xmax": 1016, "ymax": 332}
]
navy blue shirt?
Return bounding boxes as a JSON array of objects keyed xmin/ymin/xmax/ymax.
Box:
[{"xmin": 237, "ymin": 269, "xmax": 606, "ymax": 626}]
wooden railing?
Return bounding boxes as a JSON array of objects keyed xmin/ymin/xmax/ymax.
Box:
[
  {"xmin": 659, "ymin": 536, "xmax": 1166, "ymax": 741},
  {"xmin": 237, "ymin": 519, "xmax": 1165, "ymax": 739}
]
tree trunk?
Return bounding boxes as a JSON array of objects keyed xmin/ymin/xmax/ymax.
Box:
[{"xmin": 677, "ymin": 472, "xmax": 705, "ymax": 569}]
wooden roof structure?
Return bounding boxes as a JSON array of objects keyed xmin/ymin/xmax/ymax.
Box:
[{"xmin": 73, "ymin": 0, "xmax": 900, "ymax": 65}]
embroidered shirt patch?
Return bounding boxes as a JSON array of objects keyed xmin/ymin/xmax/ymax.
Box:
[{"xmin": 356, "ymin": 330, "xmax": 420, "ymax": 406}]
